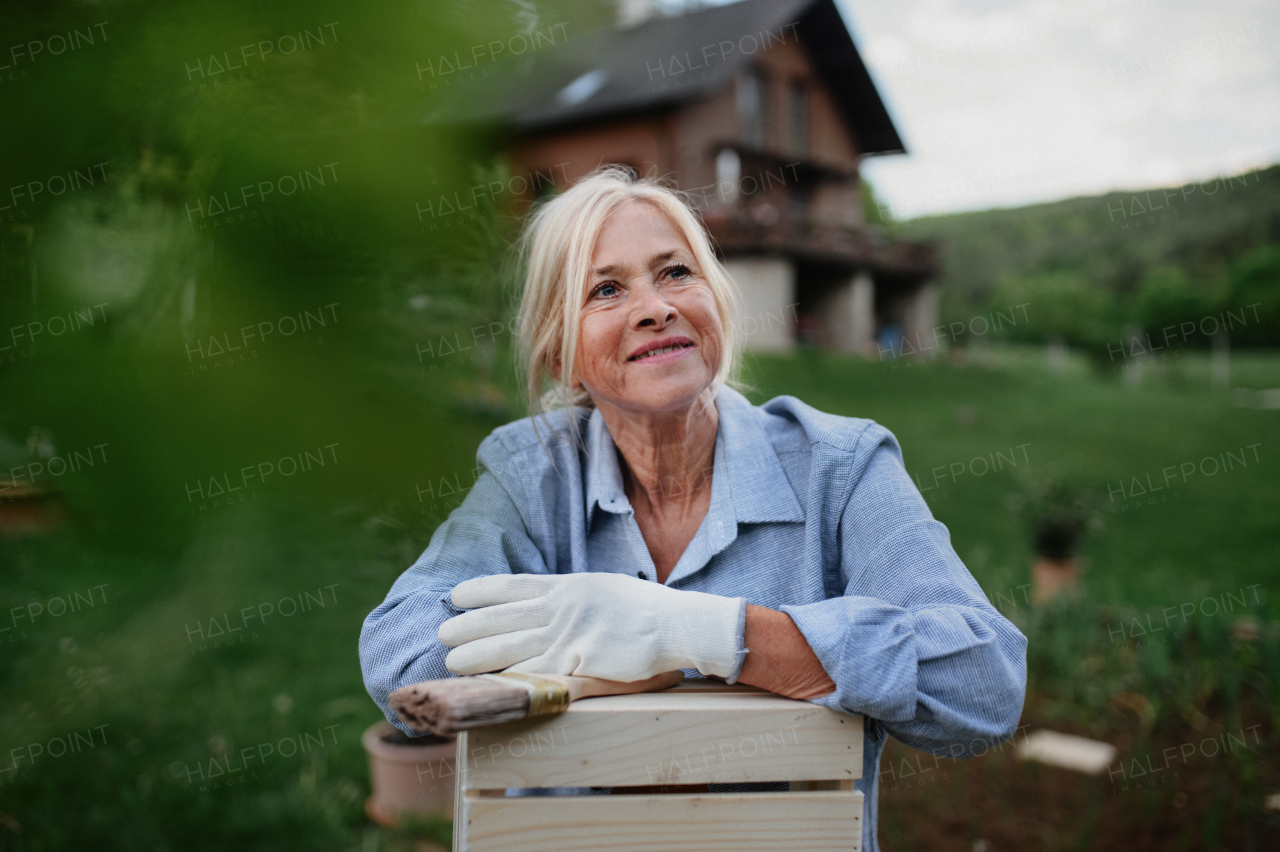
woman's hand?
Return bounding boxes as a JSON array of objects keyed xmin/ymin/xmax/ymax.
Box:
[{"xmin": 438, "ymin": 573, "xmax": 745, "ymax": 682}]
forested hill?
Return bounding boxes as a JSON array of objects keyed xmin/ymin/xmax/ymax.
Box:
[{"xmin": 894, "ymin": 164, "xmax": 1280, "ymax": 348}]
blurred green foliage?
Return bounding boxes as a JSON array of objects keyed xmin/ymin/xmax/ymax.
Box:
[
  {"xmin": 901, "ymin": 165, "xmax": 1280, "ymax": 354},
  {"xmin": 1, "ymin": 2, "xmax": 618, "ymax": 847},
  {"xmin": 1226, "ymin": 244, "xmax": 1280, "ymax": 347},
  {"xmin": 988, "ymin": 270, "xmax": 1109, "ymax": 345},
  {"xmin": 860, "ymin": 178, "xmax": 893, "ymax": 227},
  {"xmin": 0, "ymin": 0, "xmax": 620, "ymax": 553}
]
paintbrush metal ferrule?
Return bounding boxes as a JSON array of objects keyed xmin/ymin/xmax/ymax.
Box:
[{"xmin": 477, "ymin": 672, "xmax": 570, "ymax": 715}]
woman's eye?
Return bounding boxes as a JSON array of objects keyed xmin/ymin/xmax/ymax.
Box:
[
  {"xmin": 666, "ymin": 264, "xmax": 692, "ymax": 280},
  {"xmin": 591, "ymin": 282, "xmax": 618, "ymax": 299}
]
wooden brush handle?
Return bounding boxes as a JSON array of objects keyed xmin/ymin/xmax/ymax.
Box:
[
  {"xmin": 554, "ymin": 670, "xmax": 685, "ymax": 701},
  {"xmin": 469, "ymin": 669, "xmax": 686, "ymax": 712}
]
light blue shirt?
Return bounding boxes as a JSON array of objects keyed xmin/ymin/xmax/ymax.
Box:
[{"xmin": 360, "ymin": 384, "xmax": 1027, "ymax": 852}]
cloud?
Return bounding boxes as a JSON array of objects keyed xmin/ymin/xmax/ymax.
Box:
[{"xmin": 846, "ymin": 0, "xmax": 1280, "ymax": 217}]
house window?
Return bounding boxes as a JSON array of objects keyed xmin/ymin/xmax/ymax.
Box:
[
  {"xmin": 737, "ymin": 67, "xmax": 769, "ymax": 149},
  {"xmin": 788, "ymin": 81, "xmax": 808, "ymax": 157}
]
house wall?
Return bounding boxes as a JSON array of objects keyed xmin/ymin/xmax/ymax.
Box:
[
  {"xmin": 675, "ymin": 86, "xmax": 738, "ymax": 195},
  {"xmin": 751, "ymin": 38, "xmax": 864, "ymax": 229},
  {"xmin": 750, "ymin": 37, "xmax": 860, "ymax": 170},
  {"xmin": 511, "ymin": 114, "xmax": 675, "ymax": 185}
]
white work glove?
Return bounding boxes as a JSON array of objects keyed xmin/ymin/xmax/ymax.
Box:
[{"xmin": 438, "ymin": 573, "xmax": 746, "ymax": 683}]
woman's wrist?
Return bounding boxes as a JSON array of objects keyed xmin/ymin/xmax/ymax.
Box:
[
  {"xmin": 737, "ymin": 604, "xmax": 837, "ymax": 700},
  {"xmin": 669, "ymin": 588, "xmax": 746, "ymax": 680}
]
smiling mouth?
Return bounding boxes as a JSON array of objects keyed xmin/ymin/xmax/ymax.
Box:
[{"xmin": 630, "ymin": 342, "xmax": 695, "ymax": 361}]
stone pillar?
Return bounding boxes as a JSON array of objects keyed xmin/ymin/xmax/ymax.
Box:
[
  {"xmin": 900, "ymin": 282, "xmax": 939, "ymax": 357},
  {"xmin": 820, "ymin": 268, "xmax": 876, "ymax": 355},
  {"xmin": 721, "ymin": 257, "xmax": 796, "ymax": 353},
  {"xmin": 851, "ymin": 270, "xmax": 875, "ymax": 356}
]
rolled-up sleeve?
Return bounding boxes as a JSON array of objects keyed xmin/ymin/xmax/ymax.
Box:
[
  {"xmin": 359, "ymin": 435, "xmax": 548, "ymax": 733},
  {"xmin": 780, "ymin": 428, "xmax": 1028, "ymax": 758}
]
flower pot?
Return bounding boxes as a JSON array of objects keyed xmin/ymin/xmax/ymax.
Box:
[
  {"xmin": 1031, "ymin": 556, "xmax": 1078, "ymax": 605},
  {"xmin": 0, "ymin": 481, "xmax": 65, "ymax": 538},
  {"xmin": 362, "ymin": 720, "xmax": 456, "ymax": 827}
]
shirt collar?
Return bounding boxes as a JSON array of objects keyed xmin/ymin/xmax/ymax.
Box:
[{"xmin": 583, "ymin": 384, "xmax": 804, "ymax": 534}]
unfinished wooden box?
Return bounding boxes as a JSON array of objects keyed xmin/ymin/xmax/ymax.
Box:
[{"xmin": 452, "ymin": 681, "xmax": 864, "ymax": 852}]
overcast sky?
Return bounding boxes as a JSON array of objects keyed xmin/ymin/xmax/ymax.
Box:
[{"xmin": 839, "ymin": 0, "xmax": 1280, "ymax": 218}]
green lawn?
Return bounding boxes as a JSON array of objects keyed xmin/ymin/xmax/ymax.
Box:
[
  {"xmin": 1, "ymin": 346, "xmax": 1276, "ymax": 850},
  {"xmin": 743, "ymin": 346, "xmax": 1280, "ymax": 611}
]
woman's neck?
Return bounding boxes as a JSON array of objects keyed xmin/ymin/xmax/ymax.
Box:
[{"xmin": 596, "ymin": 388, "xmax": 719, "ymax": 512}]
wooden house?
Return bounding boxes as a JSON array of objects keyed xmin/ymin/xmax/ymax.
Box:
[{"xmin": 431, "ymin": 0, "xmax": 938, "ymax": 355}]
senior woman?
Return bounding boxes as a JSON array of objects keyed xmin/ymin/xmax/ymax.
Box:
[{"xmin": 360, "ymin": 167, "xmax": 1027, "ymax": 851}]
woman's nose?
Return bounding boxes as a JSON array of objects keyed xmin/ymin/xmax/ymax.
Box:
[{"xmin": 631, "ymin": 278, "xmax": 677, "ymax": 329}]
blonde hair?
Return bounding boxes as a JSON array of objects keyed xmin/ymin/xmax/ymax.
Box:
[{"xmin": 515, "ymin": 166, "xmax": 743, "ymax": 427}]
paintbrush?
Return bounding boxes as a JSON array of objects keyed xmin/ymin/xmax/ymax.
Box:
[{"xmin": 389, "ymin": 670, "xmax": 684, "ymax": 736}]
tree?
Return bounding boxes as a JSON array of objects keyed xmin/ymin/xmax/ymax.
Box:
[
  {"xmin": 1224, "ymin": 245, "xmax": 1280, "ymax": 346},
  {"xmin": 1132, "ymin": 266, "xmax": 1221, "ymax": 340},
  {"xmin": 988, "ymin": 270, "xmax": 1111, "ymax": 347},
  {"xmin": 860, "ymin": 178, "xmax": 893, "ymax": 227}
]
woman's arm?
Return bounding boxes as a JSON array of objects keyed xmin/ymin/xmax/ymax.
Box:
[
  {"xmin": 738, "ymin": 605, "xmax": 836, "ymax": 700},
  {"xmin": 359, "ymin": 435, "xmax": 549, "ymax": 733},
  {"xmin": 778, "ymin": 429, "xmax": 1028, "ymax": 758}
]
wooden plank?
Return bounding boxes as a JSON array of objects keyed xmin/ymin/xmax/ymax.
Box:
[
  {"xmin": 462, "ymin": 692, "xmax": 862, "ymax": 789},
  {"xmin": 462, "ymin": 791, "xmax": 864, "ymax": 852},
  {"xmin": 454, "ymin": 730, "xmax": 467, "ymax": 852}
]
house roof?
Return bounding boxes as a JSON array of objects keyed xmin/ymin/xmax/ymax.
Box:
[{"xmin": 421, "ymin": 0, "xmax": 906, "ymax": 156}]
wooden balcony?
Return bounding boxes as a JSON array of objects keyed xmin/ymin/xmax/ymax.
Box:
[{"xmin": 701, "ymin": 203, "xmax": 937, "ymax": 279}]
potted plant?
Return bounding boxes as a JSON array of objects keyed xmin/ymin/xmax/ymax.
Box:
[
  {"xmin": 362, "ymin": 720, "xmax": 457, "ymax": 827},
  {"xmin": 1010, "ymin": 478, "xmax": 1099, "ymax": 605},
  {"xmin": 0, "ymin": 428, "xmax": 66, "ymax": 538}
]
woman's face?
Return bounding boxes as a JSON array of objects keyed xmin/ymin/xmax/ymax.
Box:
[{"xmin": 571, "ymin": 200, "xmax": 723, "ymax": 417}]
